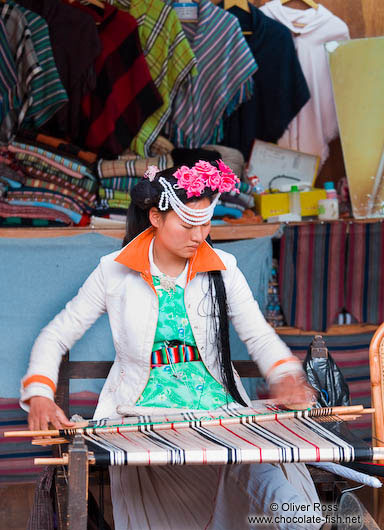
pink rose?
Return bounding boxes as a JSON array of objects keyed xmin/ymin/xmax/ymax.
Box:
[
  {"xmin": 186, "ymin": 173, "xmax": 206, "ymax": 198},
  {"xmin": 193, "ymin": 160, "xmax": 218, "ymax": 180},
  {"xmin": 206, "ymin": 170, "xmax": 222, "ymax": 191},
  {"xmin": 173, "ymin": 166, "xmax": 194, "ymax": 189},
  {"xmin": 218, "ymin": 174, "xmax": 240, "ymax": 193}
]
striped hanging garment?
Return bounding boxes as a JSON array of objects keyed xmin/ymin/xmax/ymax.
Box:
[
  {"xmin": 279, "ymin": 223, "xmax": 347, "ymax": 331},
  {"xmin": 345, "ymin": 222, "xmax": 384, "ymax": 324},
  {"xmin": 111, "ymin": 0, "xmax": 198, "ymax": 156},
  {"xmin": 167, "ymin": 0, "xmax": 257, "ymax": 148}
]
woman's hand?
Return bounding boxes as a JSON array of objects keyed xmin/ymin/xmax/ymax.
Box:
[
  {"xmin": 28, "ymin": 396, "xmax": 75, "ymax": 431},
  {"xmin": 269, "ymin": 374, "xmax": 317, "ymax": 410}
]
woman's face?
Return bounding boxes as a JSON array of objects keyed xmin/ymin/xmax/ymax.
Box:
[{"xmin": 149, "ymin": 198, "xmax": 212, "ymax": 260}]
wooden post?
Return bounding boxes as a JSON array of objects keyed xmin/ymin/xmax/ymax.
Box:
[{"xmin": 67, "ymin": 434, "xmax": 89, "ymax": 530}]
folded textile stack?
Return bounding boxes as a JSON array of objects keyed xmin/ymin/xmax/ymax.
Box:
[
  {"xmin": 0, "ymin": 134, "xmax": 98, "ymax": 226},
  {"xmin": 94, "ymin": 144, "xmax": 254, "ymax": 224}
]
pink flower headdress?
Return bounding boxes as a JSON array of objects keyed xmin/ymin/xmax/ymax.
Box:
[
  {"xmin": 145, "ymin": 160, "xmax": 240, "ymax": 225},
  {"xmin": 173, "ymin": 160, "xmax": 240, "ymax": 198}
]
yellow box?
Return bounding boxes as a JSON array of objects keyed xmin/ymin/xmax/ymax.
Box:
[{"xmin": 254, "ymin": 189, "xmax": 327, "ymax": 219}]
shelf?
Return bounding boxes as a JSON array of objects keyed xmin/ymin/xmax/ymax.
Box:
[{"xmin": 0, "ymin": 223, "xmax": 281, "ymax": 241}]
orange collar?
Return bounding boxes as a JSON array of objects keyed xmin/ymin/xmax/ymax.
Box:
[{"xmin": 114, "ymin": 227, "xmax": 226, "ymax": 289}]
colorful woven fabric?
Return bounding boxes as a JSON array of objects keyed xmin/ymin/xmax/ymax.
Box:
[
  {"xmin": 0, "ymin": 3, "xmax": 41, "ymax": 140},
  {"xmin": 279, "ymin": 223, "xmax": 347, "ymax": 331},
  {"xmin": 100, "ymin": 176, "xmax": 141, "ymax": 192},
  {"xmin": 345, "ymin": 222, "xmax": 384, "ymax": 324},
  {"xmin": 112, "ymin": 0, "xmax": 197, "ymax": 156},
  {"xmin": 8, "ymin": 1, "xmax": 68, "ymax": 129},
  {"xmin": 151, "ymin": 344, "xmax": 200, "ymax": 366},
  {"xmin": 0, "ymin": 199, "xmax": 74, "ymax": 225},
  {"xmin": 279, "ymin": 332, "xmax": 375, "ymax": 442},
  {"xmin": 13, "ymin": 153, "xmax": 97, "ymax": 194},
  {"xmin": 167, "ymin": 0, "xmax": 257, "ymax": 148},
  {"xmin": 18, "ymin": 130, "xmax": 98, "ymax": 163},
  {"xmin": 16, "ymin": 0, "xmax": 101, "ymax": 142},
  {"xmin": 0, "ymin": 18, "xmax": 19, "ymax": 125},
  {"xmin": 74, "ymin": 2, "xmax": 163, "ymax": 157},
  {"xmin": 9, "ymin": 142, "xmax": 95, "ymax": 179},
  {"xmin": 98, "ymin": 153, "xmax": 172, "ymax": 178}
]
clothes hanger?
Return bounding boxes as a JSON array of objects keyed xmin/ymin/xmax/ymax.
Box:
[
  {"xmin": 223, "ymin": 1, "xmax": 251, "ymax": 35},
  {"xmin": 69, "ymin": 0, "xmax": 105, "ymax": 10},
  {"xmin": 281, "ymin": 0, "xmax": 319, "ymax": 10},
  {"xmin": 223, "ymin": 0, "xmax": 250, "ymax": 14}
]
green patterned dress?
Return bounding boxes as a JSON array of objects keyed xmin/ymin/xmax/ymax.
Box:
[{"xmin": 136, "ymin": 276, "xmax": 235, "ymax": 410}]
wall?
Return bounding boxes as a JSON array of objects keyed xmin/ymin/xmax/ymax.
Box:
[{"xmin": 254, "ymin": 0, "xmax": 384, "ymax": 187}]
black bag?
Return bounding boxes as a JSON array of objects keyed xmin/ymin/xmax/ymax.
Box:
[{"xmin": 303, "ymin": 335, "xmax": 350, "ymax": 407}]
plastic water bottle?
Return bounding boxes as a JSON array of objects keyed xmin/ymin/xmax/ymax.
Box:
[
  {"xmin": 289, "ymin": 185, "xmax": 301, "ymax": 220},
  {"xmin": 324, "ymin": 181, "xmax": 337, "ymax": 199}
]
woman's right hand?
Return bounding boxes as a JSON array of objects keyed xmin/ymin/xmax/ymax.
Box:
[{"xmin": 28, "ymin": 396, "xmax": 75, "ymax": 431}]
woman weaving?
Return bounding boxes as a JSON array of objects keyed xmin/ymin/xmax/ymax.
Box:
[{"xmin": 21, "ymin": 161, "xmax": 328, "ymax": 529}]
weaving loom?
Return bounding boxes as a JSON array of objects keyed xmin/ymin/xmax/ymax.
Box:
[{"xmin": 6, "ymin": 401, "xmax": 381, "ymax": 467}]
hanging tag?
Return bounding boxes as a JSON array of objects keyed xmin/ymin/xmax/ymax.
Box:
[{"xmin": 173, "ymin": 2, "xmax": 198, "ymax": 22}]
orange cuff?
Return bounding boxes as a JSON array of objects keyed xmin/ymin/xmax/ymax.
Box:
[
  {"xmin": 23, "ymin": 375, "xmax": 56, "ymax": 394},
  {"xmin": 266, "ymin": 357, "xmax": 301, "ymax": 380}
]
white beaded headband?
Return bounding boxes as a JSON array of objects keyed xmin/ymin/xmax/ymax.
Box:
[{"xmin": 143, "ymin": 160, "xmax": 240, "ymax": 226}]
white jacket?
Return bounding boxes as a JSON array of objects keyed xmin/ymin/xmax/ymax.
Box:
[{"xmin": 21, "ymin": 228, "xmax": 302, "ymax": 419}]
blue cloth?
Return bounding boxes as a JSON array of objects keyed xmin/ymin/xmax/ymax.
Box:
[{"xmin": 0, "ymin": 233, "xmax": 272, "ymax": 397}]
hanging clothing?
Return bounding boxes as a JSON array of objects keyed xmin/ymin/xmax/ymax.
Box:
[
  {"xmin": 221, "ymin": 2, "xmax": 310, "ymax": 160},
  {"xmin": 345, "ymin": 222, "xmax": 384, "ymax": 325},
  {"xmin": 112, "ymin": 0, "xmax": 197, "ymax": 157},
  {"xmin": 7, "ymin": 1, "xmax": 68, "ymax": 130},
  {"xmin": 0, "ymin": 2, "xmax": 41, "ymax": 141},
  {"xmin": 0, "ymin": 18, "xmax": 20, "ymax": 131},
  {"xmin": 167, "ymin": 0, "xmax": 257, "ymax": 148},
  {"xmin": 260, "ymin": 0, "xmax": 349, "ymax": 165},
  {"xmin": 70, "ymin": 2, "xmax": 162, "ymax": 158},
  {"xmin": 279, "ymin": 223, "xmax": 347, "ymax": 332},
  {"xmin": 16, "ymin": 0, "xmax": 101, "ymax": 142}
]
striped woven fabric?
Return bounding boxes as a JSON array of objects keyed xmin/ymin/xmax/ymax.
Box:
[
  {"xmin": 8, "ymin": 189, "xmax": 86, "ymax": 215},
  {"xmin": 112, "ymin": 0, "xmax": 197, "ymax": 156},
  {"xmin": 279, "ymin": 223, "xmax": 347, "ymax": 331},
  {"xmin": 100, "ymin": 177, "xmax": 142, "ymax": 193},
  {"xmin": 345, "ymin": 222, "xmax": 384, "ymax": 324},
  {"xmin": 13, "ymin": 153, "xmax": 97, "ymax": 194},
  {"xmin": 167, "ymin": 0, "xmax": 257, "ymax": 148},
  {"xmin": 151, "ymin": 344, "xmax": 200, "ymax": 366},
  {"xmin": 0, "ymin": 18, "xmax": 19, "ymax": 124},
  {"xmin": 280, "ymin": 332, "xmax": 375, "ymax": 442},
  {"xmin": 0, "ymin": 200, "xmax": 74, "ymax": 225},
  {"xmin": 75, "ymin": 2, "xmax": 163, "ymax": 158},
  {"xmin": 98, "ymin": 154, "xmax": 172, "ymax": 179},
  {"xmin": 10, "ymin": 142, "xmax": 95, "ymax": 179},
  {"xmin": 18, "ymin": 130, "xmax": 98, "ymax": 164},
  {"xmin": 74, "ymin": 402, "xmax": 373, "ymax": 466},
  {"xmin": 0, "ymin": 3, "xmax": 41, "ymax": 139},
  {"xmin": 8, "ymin": 1, "xmax": 68, "ymax": 129}
]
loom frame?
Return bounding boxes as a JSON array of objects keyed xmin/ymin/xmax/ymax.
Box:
[{"xmin": 51, "ymin": 333, "xmax": 384, "ymax": 530}]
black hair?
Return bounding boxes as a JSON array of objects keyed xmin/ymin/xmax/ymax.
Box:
[{"xmin": 123, "ymin": 165, "xmax": 247, "ymax": 406}]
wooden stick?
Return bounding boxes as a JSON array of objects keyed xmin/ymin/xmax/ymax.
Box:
[
  {"xmin": 32, "ymin": 437, "xmax": 69, "ymax": 446},
  {"xmin": 5, "ymin": 405, "xmax": 367, "ymax": 438}
]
